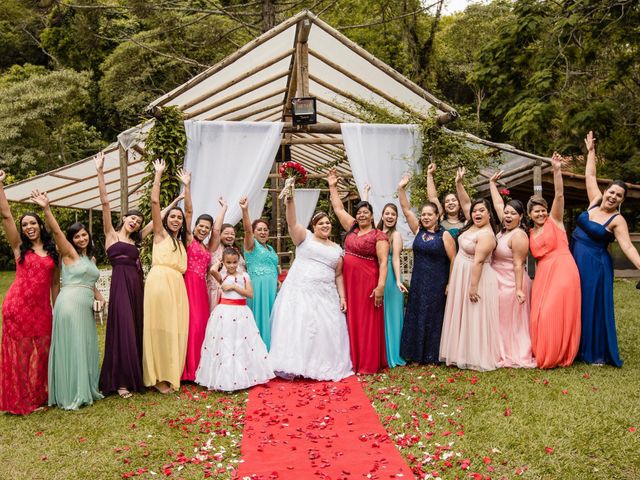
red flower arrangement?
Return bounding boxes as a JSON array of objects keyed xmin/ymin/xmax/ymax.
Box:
[
  {"xmin": 278, "ymin": 161, "xmax": 308, "ymax": 185},
  {"xmin": 499, "ymin": 188, "xmax": 510, "ymax": 196}
]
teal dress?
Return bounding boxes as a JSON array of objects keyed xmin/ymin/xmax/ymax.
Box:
[
  {"xmin": 384, "ymin": 253, "xmax": 406, "ymax": 368},
  {"xmin": 245, "ymin": 240, "xmax": 278, "ymax": 350},
  {"xmin": 48, "ymin": 256, "xmax": 103, "ymax": 410}
]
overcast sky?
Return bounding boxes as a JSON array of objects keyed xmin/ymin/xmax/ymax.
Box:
[{"xmin": 442, "ymin": 0, "xmax": 486, "ymax": 14}]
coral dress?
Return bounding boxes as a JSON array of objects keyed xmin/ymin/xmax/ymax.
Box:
[
  {"xmin": 571, "ymin": 208, "xmax": 621, "ymax": 366},
  {"xmin": 99, "ymin": 242, "xmax": 145, "ymax": 395},
  {"xmin": 439, "ymin": 229, "xmax": 503, "ymax": 371},
  {"xmin": 401, "ymin": 227, "xmax": 450, "ymax": 364},
  {"xmin": 142, "ymin": 236, "xmax": 188, "ymax": 390},
  {"xmin": 491, "ymin": 229, "xmax": 536, "ymax": 368},
  {"xmin": 48, "ymin": 256, "xmax": 103, "ymax": 410},
  {"xmin": 529, "ymin": 219, "xmax": 581, "ymax": 368},
  {"xmin": 0, "ymin": 251, "xmax": 55, "ymax": 415},
  {"xmin": 195, "ymin": 273, "xmax": 274, "ymax": 391},
  {"xmin": 268, "ymin": 230, "xmax": 353, "ymax": 381},
  {"xmin": 383, "ymin": 252, "xmax": 406, "ymax": 368},
  {"xmin": 343, "ymin": 227, "xmax": 388, "ymax": 374},
  {"xmin": 207, "ymin": 245, "xmax": 245, "ymax": 311},
  {"xmin": 182, "ymin": 241, "xmax": 211, "ymax": 381},
  {"xmin": 244, "ymin": 240, "xmax": 278, "ymax": 350}
]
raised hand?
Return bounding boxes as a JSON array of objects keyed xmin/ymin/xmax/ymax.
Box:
[
  {"xmin": 551, "ymin": 152, "xmax": 564, "ymax": 171},
  {"xmin": 177, "ymin": 167, "xmax": 191, "ymax": 186},
  {"xmin": 153, "ymin": 159, "xmax": 166, "ymax": 174},
  {"xmin": 584, "ymin": 131, "xmax": 596, "ymax": 153},
  {"xmin": 489, "ymin": 170, "xmax": 504, "ymax": 184},
  {"xmin": 455, "ymin": 166, "xmax": 466, "ymax": 183},
  {"xmin": 218, "ymin": 197, "xmax": 227, "ymax": 208},
  {"xmin": 363, "ymin": 183, "xmax": 371, "ymax": 195},
  {"xmin": 239, "ymin": 196, "xmax": 248, "ymax": 210},
  {"xmin": 427, "ymin": 163, "xmax": 437, "ymax": 175},
  {"xmin": 326, "ymin": 168, "xmax": 339, "ymax": 188},
  {"xmin": 0, "ymin": 170, "xmax": 6, "ymax": 184},
  {"xmin": 94, "ymin": 151, "xmax": 104, "ymax": 172},
  {"xmin": 30, "ymin": 189, "xmax": 50, "ymax": 208},
  {"xmin": 398, "ymin": 174, "xmax": 410, "ymax": 189}
]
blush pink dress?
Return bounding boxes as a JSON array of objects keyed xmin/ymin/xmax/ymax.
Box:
[
  {"xmin": 491, "ymin": 229, "xmax": 536, "ymax": 368},
  {"xmin": 439, "ymin": 229, "xmax": 504, "ymax": 371}
]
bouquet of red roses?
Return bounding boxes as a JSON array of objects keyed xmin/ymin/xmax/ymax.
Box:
[{"xmin": 278, "ymin": 161, "xmax": 308, "ymax": 199}]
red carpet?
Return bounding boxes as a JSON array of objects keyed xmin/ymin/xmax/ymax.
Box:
[{"xmin": 236, "ymin": 376, "xmax": 412, "ymax": 479}]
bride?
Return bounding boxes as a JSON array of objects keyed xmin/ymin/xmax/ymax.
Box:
[{"xmin": 268, "ymin": 187, "xmax": 353, "ymax": 381}]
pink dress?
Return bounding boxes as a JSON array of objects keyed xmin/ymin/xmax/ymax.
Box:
[
  {"xmin": 439, "ymin": 229, "xmax": 504, "ymax": 371},
  {"xmin": 206, "ymin": 245, "xmax": 246, "ymax": 312},
  {"xmin": 182, "ymin": 241, "xmax": 211, "ymax": 381},
  {"xmin": 491, "ymin": 229, "xmax": 536, "ymax": 368}
]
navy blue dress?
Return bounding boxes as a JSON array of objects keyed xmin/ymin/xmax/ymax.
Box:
[
  {"xmin": 400, "ymin": 227, "xmax": 450, "ymax": 363},
  {"xmin": 570, "ymin": 208, "xmax": 621, "ymax": 367}
]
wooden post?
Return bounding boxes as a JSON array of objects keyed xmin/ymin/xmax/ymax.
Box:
[
  {"xmin": 88, "ymin": 208, "xmax": 93, "ymax": 236},
  {"xmin": 533, "ymin": 162, "xmax": 543, "ymax": 197},
  {"xmin": 119, "ymin": 145, "xmax": 129, "ymax": 214}
]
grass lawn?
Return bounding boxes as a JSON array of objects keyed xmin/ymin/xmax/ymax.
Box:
[{"xmin": 0, "ymin": 270, "xmax": 639, "ymax": 479}]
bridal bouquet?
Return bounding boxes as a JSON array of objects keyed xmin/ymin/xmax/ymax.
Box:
[{"xmin": 278, "ymin": 161, "xmax": 308, "ymax": 199}]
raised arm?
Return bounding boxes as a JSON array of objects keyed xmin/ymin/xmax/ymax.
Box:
[
  {"xmin": 426, "ymin": 163, "xmax": 443, "ymax": 216},
  {"xmin": 240, "ymin": 196, "xmax": 254, "ymax": 252},
  {"xmin": 208, "ymin": 197, "xmax": 227, "ymax": 252},
  {"xmin": 468, "ymin": 232, "xmax": 496, "ymax": 302},
  {"xmin": 549, "ymin": 152, "xmax": 565, "ymax": 226},
  {"xmin": 326, "ymin": 168, "xmax": 355, "ymax": 231},
  {"xmin": 362, "ymin": 183, "xmax": 371, "ymax": 202},
  {"xmin": 455, "ymin": 167, "xmax": 471, "ymax": 220},
  {"xmin": 177, "ymin": 168, "xmax": 192, "ymax": 238},
  {"xmin": 488, "ymin": 170, "xmax": 506, "ymax": 223},
  {"xmin": 140, "ymin": 191, "xmax": 184, "ymax": 240},
  {"xmin": 511, "ymin": 230, "xmax": 530, "ymax": 304},
  {"xmin": 285, "ymin": 193, "xmax": 306, "ymax": 246},
  {"xmin": 94, "ymin": 153, "xmax": 117, "ymax": 246},
  {"xmin": 30, "ymin": 190, "xmax": 78, "ymax": 261},
  {"xmin": 150, "ymin": 159, "xmax": 167, "ymax": 240},
  {"xmin": 398, "ymin": 175, "xmax": 419, "ymax": 234},
  {"xmin": 0, "ymin": 171, "xmax": 21, "ymax": 255},
  {"xmin": 391, "ymin": 231, "xmax": 407, "ymax": 293},
  {"xmin": 612, "ymin": 217, "xmax": 640, "ymax": 270},
  {"xmin": 584, "ymin": 131, "xmax": 602, "ymax": 205}
]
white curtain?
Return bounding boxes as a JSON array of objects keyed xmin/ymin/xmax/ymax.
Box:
[
  {"xmin": 183, "ymin": 120, "xmax": 283, "ymax": 226},
  {"xmin": 248, "ymin": 189, "xmax": 269, "ymax": 223},
  {"xmin": 293, "ymin": 189, "xmax": 321, "ymax": 227},
  {"xmin": 341, "ymin": 123, "xmax": 422, "ymax": 247}
]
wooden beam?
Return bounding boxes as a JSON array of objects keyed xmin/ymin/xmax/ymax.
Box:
[
  {"xmin": 311, "ymin": 15, "xmax": 458, "ymax": 119},
  {"xmin": 253, "ymin": 107, "xmax": 283, "ymax": 122},
  {"xmin": 148, "ymin": 10, "xmax": 309, "ymax": 111},
  {"xmin": 205, "ymin": 87, "xmax": 287, "ymax": 120},
  {"xmin": 314, "ymin": 94, "xmax": 366, "ymax": 121},
  {"xmin": 227, "ymin": 102, "xmax": 282, "ymax": 121},
  {"xmin": 179, "ymin": 49, "xmax": 293, "ymax": 111},
  {"xmin": 533, "ymin": 162, "xmax": 543, "ymax": 196},
  {"xmin": 119, "ymin": 145, "xmax": 129, "ymax": 214},
  {"xmin": 281, "ymin": 137, "xmax": 343, "ymax": 145},
  {"xmin": 50, "ymin": 170, "xmax": 146, "ymax": 205},
  {"xmin": 184, "ymin": 70, "xmax": 288, "ymax": 119},
  {"xmin": 283, "ymin": 122, "xmax": 342, "ymax": 134}
]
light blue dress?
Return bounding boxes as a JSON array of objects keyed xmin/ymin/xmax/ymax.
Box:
[
  {"xmin": 245, "ymin": 240, "xmax": 278, "ymax": 350},
  {"xmin": 384, "ymin": 252, "xmax": 406, "ymax": 368},
  {"xmin": 48, "ymin": 256, "xmax": 103, "ymax": 410}
]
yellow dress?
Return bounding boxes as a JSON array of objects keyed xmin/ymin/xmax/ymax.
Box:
[{"xmin": 142, "ymin": 235, "xmax": 189, "ymax": 389}]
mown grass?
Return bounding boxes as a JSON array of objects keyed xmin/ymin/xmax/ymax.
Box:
[{"xmin": 1, "ymin": 271, "xmax": 639, "ymax": 479}]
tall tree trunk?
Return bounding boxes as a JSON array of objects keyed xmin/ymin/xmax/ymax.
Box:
[
  {"xmin": 262, "ymin": 0, "xmax": 276, "ymax": 33},
  {"xmin": 419, "ymin": 0, "xmax": 444, "ymax": 71}
]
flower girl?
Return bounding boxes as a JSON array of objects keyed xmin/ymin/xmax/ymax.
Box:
[{"xmin": 195, "ymin": 247, "xmax": 274, "ymax": 391}]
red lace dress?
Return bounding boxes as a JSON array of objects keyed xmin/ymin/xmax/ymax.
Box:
[
  {"xmin": 343, "ymin": 227, "xmax": 389, "ymax": 373},
  {"xmin": 1, "ymin": 251, "xmax": 55, "ymax": 414}
]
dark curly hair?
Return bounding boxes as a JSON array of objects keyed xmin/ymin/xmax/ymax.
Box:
[
  {"xmin": 115, "ymin": 209, "xmax": 145, "ymax": 246},
  {"xmin": 66, "ymin": 222, "xmax": 94, "ymax": 258},
  {"xmin": 458, "ymin": 198, "xmax": 497, "ymax": 236},
  {"xmin": 18, "ymin": 212, "xmax": 58, "ymax": 264},
  {"xmin": 162, "ymin": 207, "xmax": 188, "ymax": 252}
]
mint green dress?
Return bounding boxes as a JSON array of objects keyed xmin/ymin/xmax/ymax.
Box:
[
  {"xmin": 48, "ymin": 256, "xmax": 103, "ymax": 410},
  {"xmin": 244, "ymin": 240, "xmax": 278, "ymax": 350}
]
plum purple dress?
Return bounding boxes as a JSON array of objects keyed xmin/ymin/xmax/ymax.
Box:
[
  {"xmin": 439, "ymin": 229, "xmax": 504, "ymax": 371},
  {"xmin": 99, "ymin": 242, "xmax": 145, "ymax": 395},
  {"xmin": 491, "ymin": 229, "xmax": 535, "ymax": 368},
  {"xmin": 182, "ymin": 241, "xmax": 212, "ymax": 381}
]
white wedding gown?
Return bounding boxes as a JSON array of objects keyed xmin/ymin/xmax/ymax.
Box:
[{"xmin": 268, "ymin": 230, "xmax": 353, "ymax": 381}]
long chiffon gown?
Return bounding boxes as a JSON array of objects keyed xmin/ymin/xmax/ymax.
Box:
[
  {"xmin": 99, "ymin": 242, "xmax": 145, "ymax": 395},
  {"xmin": 491, "ymin": 229, "xmax": 536, "ymax": 368},
  {"xmin": 48, "ymin": 256, "xmax": 103, "ymax": 410},
  {"xmin": 268, "ymin": 230, "xmax": 353, "ymax": 380},
  {"xmin": 196, "ymin": 273, "xmax": 274, "ymax": 391},
  {"xmin": 439, "ymin": 229, "xmax": 504, "ymax": 371},
  {"xmin": 529, "ymin": 219, "xmax": 581, "ymax": 368},
  {"xmin": 383, "ymin": 252, "xmax": 406, "ymax": 368},
  {"xmin": 400, "ymin": 227, "xmax": 450, "ymax": 364},
  {"xmin": 142, "ymin": 236, "xmax": 188, "ymax": 390},
  {"xmin": 571, "ymin": 208, "xmax": 621, "ymax": 366},
  {"xmin": 207, "ymin": 245, "xmax": 245, "ymax": 311},
  {"xmin": 244, "ymin": 240, "xmax": 278, "ymax": 350},
  {"xmin": 343, "ymin": 227, "xmax": 388, "ymax": 374},
  {"xmin": 0, "ymin": 251, "xmax": 55, "ymax": 414},
  {"xmin": 182, "ymin": 241, "xmax": 211, "ymax": 381}
]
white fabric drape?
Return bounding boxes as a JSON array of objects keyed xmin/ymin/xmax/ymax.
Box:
[
  {"xmin": 293, "ymin": 189, "xmax": 321, "ymax": 228},
  {"xmin": 341, "ymin": 123, "xmax": 422, "ymax": 247},
  {"xmin": 183, "ymin": 120, "xmax": 283, "ymax": 226},
  {"xmin": 248, "ymin": 189, "xmax": 269, "ymax": 223}
]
